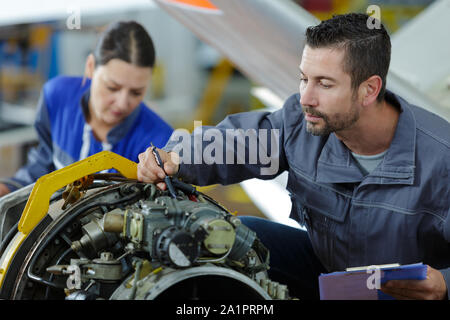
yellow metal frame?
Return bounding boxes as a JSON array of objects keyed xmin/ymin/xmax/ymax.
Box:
[{"xmin": 0, "ymin": 151, "xmax": 138, "ymax": 289}]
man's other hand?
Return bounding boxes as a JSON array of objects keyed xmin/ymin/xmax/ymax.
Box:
[{"xmin": 381, "ymin": 265, "xmax": 447, "ymax": 300}]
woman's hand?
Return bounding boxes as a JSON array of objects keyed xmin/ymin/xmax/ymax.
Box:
[{"xmin": 0, "ymin": 183, "xmax": 11, "ymax": 197}]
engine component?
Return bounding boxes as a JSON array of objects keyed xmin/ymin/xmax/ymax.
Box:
[
  {"xmin": 110, "ymin": 263, "xmax": 286, "ymax": 300},
  {"xmin": 101, "ymin": 194, "xmax": 255, "ymax": 269},
  {"xmin": 62, "ymin": 175, "xmax": 94, "ymax": 210},
  {"xmin": 71, "ymin": 215, "xmax": 119, "ymax": 256},
  {"xmin": 0, "ymin": 151, "xmax": 291, "ymax": 300}
]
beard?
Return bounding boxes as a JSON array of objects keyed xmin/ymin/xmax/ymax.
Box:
[{"xmin": 302, "ymin": 99, "xmax": 361, "ymax": 136}]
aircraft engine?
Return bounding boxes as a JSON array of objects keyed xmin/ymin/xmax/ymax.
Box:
[{"xmin": 0, "ymin": 152, "xmax": 290, "ymax": 300}]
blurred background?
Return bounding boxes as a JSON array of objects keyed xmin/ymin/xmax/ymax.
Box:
[{"xmin": 0, "ymin": 0, "xmax": 447, "ymax": 223}]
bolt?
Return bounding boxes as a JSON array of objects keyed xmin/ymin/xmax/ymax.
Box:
[
  {"xmin": 100, "ymin": 252, "xmax": 113, "ymax": 261},
  {"xmin": 230, "ymin": 217, "xmax": 241, "ymax": 227},
  {"xmin": 140, "ymin": 200, "xmax": 148, "ymax": 209},
  {"xmin": 71, "ymin": 241, "xmax": 82, "ymax": 252}
]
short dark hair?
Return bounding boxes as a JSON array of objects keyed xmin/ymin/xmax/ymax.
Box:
[
  {"xmin": 305, "ymin": 13, "xmax": 391, "ymax": 102},
  {"xmin": 94, "ymin": 21, "xmax": 156, "ymax": 68}
]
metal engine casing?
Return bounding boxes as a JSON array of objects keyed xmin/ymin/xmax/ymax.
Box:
[{"xmin": 0, "ymin": 179, "xmax": 290, "ymax": 300}]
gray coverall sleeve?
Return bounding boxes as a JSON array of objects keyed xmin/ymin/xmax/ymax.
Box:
[
  {"xmin": 439, "ymin": 268, "xmax": 450, "ymax": 300},
  {"xmin": 441, "ymin": 207, "xmax": 450, "ymax": 299},
  {"xmin": 163, "ymin": 107, "xmax": 288, "ymax": 186},
  {"xmin": 3, "ymin": 90, "xmax": 55, "ymax": 191}
]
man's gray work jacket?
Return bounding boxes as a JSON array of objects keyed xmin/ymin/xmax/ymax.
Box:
[{"xmin": 164, "ymin": 90, "xmax": 450, "ymax": 292}]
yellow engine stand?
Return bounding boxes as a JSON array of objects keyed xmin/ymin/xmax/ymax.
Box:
[{"xmin": 0, "ymin": 151, "xmax": 138, "ymax": 288}]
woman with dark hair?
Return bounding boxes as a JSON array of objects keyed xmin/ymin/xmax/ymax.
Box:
[{"xmin": 0, "ymin": 21, "xmax": 173, "ymax": 196}]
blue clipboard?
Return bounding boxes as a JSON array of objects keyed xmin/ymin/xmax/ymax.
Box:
[{"xmin": 318, "ymin": 262, "xmax": 427, "ymax": 300}]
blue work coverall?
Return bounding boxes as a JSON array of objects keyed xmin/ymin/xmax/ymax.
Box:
[{"xmin": 3, "ymin": 76, "xmax": 173, "ymax": 191}]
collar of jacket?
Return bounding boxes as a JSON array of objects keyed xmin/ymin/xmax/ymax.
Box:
[
  {"xmin": 315, "ymin": 90, "xmax": 416, "ymax": 186},
  {"xmin": 80, "ymin": 85, "xmax": 141, "ymax": 145}
]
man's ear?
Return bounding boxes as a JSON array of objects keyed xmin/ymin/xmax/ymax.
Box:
[
  {"xmin": 360, "ymin": 75, "xmax": 382, "ymax": 106},
  {"xmin": 84, "ymin": 53, "xmax": 96, "ymax": 79}
]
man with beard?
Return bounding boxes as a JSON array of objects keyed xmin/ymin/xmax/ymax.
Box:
[{"xmin": 136, "ymin": 13, "xmax": 450, "ymax": 300}]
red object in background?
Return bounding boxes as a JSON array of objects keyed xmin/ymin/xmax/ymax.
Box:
[
  {"xmin": 300, "ymin": 0, "xmax": 333, "ymax": 12},
  {"xmin": 164, "ymin": 0, "xmax": 218, "ymax": 10},
  {"xmin": 188, "ymin": 194, "xmax": 198, "ymax": 202}
]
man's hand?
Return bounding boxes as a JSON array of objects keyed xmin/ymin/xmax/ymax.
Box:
[
  {"xmin": 380, "ymin": 265, "xmax": 447, "ymax": 300},
  {"xmin": 0, "ymin": 183, "xmax": 11, "ymax": 197},
  {"xmin": 137, "ymin": 147, "xmax": 180, "ymax": 190}
]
